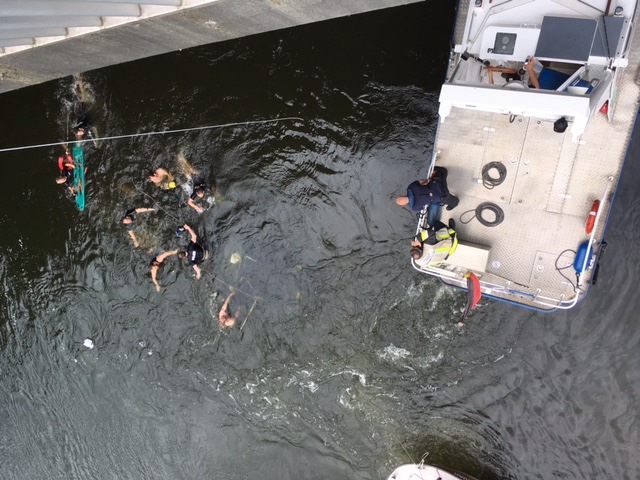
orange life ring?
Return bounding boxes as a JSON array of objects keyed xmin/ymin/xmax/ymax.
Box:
[{"xmin": 585, "ymin": 200, "xmax": 600, "ymax": 235}]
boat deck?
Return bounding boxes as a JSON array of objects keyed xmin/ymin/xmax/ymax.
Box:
[
  {"xmin": 414, "ymin": 0, "xmax": 640, "ymax": 309},
  {"xmin": 435, "ymin": 108, "xmax": 621, "ymax": 297},
  {"xmin": 433, "ymin": 71, "xmax": 639, "ymax": 307}
]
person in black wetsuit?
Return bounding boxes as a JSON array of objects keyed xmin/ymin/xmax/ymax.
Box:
[
  {"xmin": 73, "ymin": 102, "xmax": 93, "ymax": 141},
  {"xmin": 187, "ymin": 181, "xmax": 208, "ymax": 214},
  {"xmin": 396, "ymin": 166, "xmax": 459, "ymax": 212},
  {"xmin": 177, "ymin": 223, "xmax": 207, "ymax": 279},
  {"xmin": 121, "ymin": 207, "xmax": 156, "ymax": 248}
]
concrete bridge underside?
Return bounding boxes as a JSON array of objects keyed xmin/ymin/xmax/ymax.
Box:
[{"xmin": 0, "ymin": 0, "xmax": 422, "ymax": 94}]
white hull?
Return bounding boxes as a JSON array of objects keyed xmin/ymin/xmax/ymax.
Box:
[
  {"xmin": 387, "ymin": 463, "xmax": 480, "ymax": 480},
  {"xmin": 413, "ymin": 0, "xmax": 640, "ymax": 310}
]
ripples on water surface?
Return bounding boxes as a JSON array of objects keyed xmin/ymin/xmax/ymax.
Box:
[{"xmin": 1, "ymin": 2, "xmax": 639, "ymax": 479}]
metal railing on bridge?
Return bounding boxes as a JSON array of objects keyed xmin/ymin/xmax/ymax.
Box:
[{"xmin": 0, "ymin": 0, "xmax": 203, "ymax": 54}]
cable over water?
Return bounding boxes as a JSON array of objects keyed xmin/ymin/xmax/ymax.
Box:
[{"xmin": 0, "ymin": 116, "xmax": 303, "ymax": 153}]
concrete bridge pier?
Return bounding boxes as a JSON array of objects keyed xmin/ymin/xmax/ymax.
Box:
[{"xmin": 0, "ymin": 0, "xmax": 422, "ymax": 94}]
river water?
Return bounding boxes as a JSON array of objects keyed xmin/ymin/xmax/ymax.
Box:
[{"xmin": 1, "ymin": 2, "xmax": 639, "ymax": 479}]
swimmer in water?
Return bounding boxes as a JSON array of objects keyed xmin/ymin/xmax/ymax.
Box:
[
  {"xmin": 149, "ymin": 167, "xmax": 176, "ymax": 190},
  {"xmin": 150, "ymin": 249, "xmax": 179, "ymax": 292},
  {"xmin": 56, "ymin": 149, "xmax": 76, "ymax": 195},
  {"xmin": 121, "ymin": 207, "xmax": 155, "ymax": 248},
  {"xmin": 219, "ymin": 292, "xmax": 241, "ymax": 328},
  {"xmin": 177, "ymin": 223, "xmax": 207, "ymax": 279},
  {"xmin": 187, "ymin": 182, "xmax": 208, "ymax": 214}
]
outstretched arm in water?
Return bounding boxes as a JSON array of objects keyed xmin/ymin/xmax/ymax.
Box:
[
  {"xmin": 183, "ymin": 223, "xmax": 199, "ymax": 244},
  {"xmin": 187, "ymin": 197, "xmax": 205, "ymax": 214},
  {"xmin": 128, "ymin": 230, "xmax": 140, "ymax": 248},
  {"xmin": 156, "ymin": 249, "xmax": 179, "ymax": 263},
  {"xmin": 192, "ymin": 263, "xmax": 202, "ymax": 280},
  {"xmin": 151, "ymin": 249, "xmax": 179, "ymax": 292},
  {"xmin": 219, "ymin": 292, "xmax": 240, "ymax": 328}
]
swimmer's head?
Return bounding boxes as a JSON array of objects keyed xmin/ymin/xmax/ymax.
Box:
[
  {"xmin": 177, "ymin": 251, "xmax": 187, "ymax": 260},
  {"xmin": 410, "ymin": 247, "xmax": 422, "ymax": 260},
  {"xmin": 122, "ymin": 215, "xmax": 133, "ymax": 224},
  {"xmin": 56, "ymin": 176, "xmax": 67, "ymax": 185},
  {"xmin": 148, "ymin": 170, "xmax": 161, "ymax": 184}
]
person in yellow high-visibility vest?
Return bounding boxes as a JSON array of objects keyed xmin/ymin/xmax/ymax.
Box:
[{"xmin": 410, "ymin": 220, "xmax": 458, "ymax": 268}]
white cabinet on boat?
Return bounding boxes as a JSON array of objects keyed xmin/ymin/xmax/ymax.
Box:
[{"xmin": 446, "ymin": 241, "xmax": 491, "ymax": 273}]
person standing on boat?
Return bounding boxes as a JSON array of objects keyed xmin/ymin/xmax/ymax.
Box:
[
  {"xmin": 121, "ymin": 207, "xmax": 156, "ymax": 248},
  {"xmin": 396, "ymin": 166, "xmax": 459, "ymax": 212},
  {"xmin": 150, "ymin": 249, "xmax": 179, "ymax": 292},
  {"xmin": 177, "ymin": 223, "xmax": 207, "ymax": 279}
]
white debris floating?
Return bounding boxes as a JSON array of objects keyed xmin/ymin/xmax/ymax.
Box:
[{"xmin": 83, "ymin": 338, "xmax": 95, "ymax": 349}]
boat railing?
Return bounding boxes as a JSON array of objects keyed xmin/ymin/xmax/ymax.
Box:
[
  {"xmin": 412, "ymin": 176, "xmax": 615, "ymax": 310},
  {"xmin": 575, "ymin": 175, "xmax": 615, "ymax": 288},
  {"xmin": 411, "ymin": 260, "xmax": 582, "ymax": 310}
]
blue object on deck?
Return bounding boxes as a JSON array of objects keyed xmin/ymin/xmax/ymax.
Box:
[
  {"xmin": 574, "ymin": 240, "xmax": 592, "ymax": 274},
  {"xmin": 538, "ymin": 68, "xmax": 592, "ymax": 92},
  {"xmin": 72, "ymin": 143, "xmax": 85, "ymax": 211},
  {"xmin": 538, "ymin": 68, "xmax": 570, "ymax": 90}
]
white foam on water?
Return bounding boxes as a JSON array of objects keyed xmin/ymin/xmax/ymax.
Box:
[{"xmin": 379, "ymin": 344, "xmax": 411, "ymax": 361}]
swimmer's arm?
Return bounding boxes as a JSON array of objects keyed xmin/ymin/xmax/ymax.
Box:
[
  {"xmin": 156, "ymin": 249, "xmax": 179, "ymax": 263},
  {"xmin": 187, "ymin": 197, "xmax": 204, "ymax": 214},
  {"xmin": 127, "ymin": 230, "xmax": 139, "ymax": 248},
  {"xmin": 134, "ymin": 207, "xmax": 156, "ymax": 214},
  {"xmin": 183, "ymin": 224, "xmax": 198, "ymax": 243},
  {"xmin": 150, "ymin": 267, "xmax": 162, "ymax": 292},
  {"xmin": 192, "ymin": 264, "xmax": 202, "ymax": 280}
]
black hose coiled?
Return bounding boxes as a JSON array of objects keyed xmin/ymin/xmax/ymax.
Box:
[
  {"xmin": 481, "ymin": 161, "xmax": 507, "ymax": 189},
  {"xmin": 460, "ymin": 202, "xmax": 505, "ymax": 227}
]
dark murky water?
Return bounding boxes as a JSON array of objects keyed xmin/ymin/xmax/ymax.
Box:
[{"xmin": 1, "ymin": 3, "xmax": 639, "ymax": 479}]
